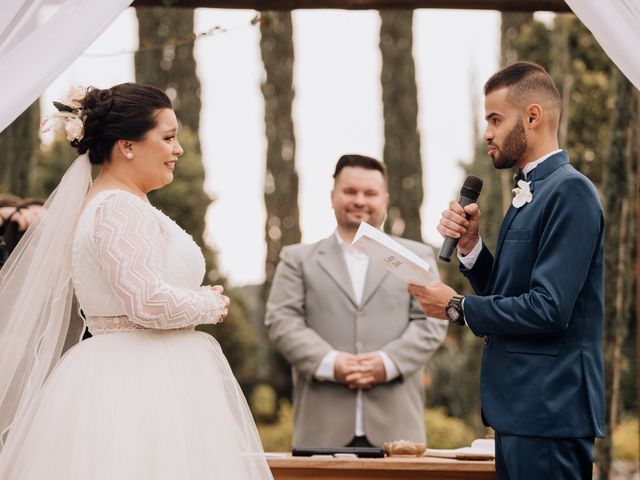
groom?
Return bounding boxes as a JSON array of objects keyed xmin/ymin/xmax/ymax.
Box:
[{"xmin": 409, "ymin": 62, "xmax": 605, "ymax": 479}]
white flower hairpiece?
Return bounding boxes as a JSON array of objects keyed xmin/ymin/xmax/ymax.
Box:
[
  {"xmin": 512, "ymin": 180, "xmax": 533, "ymax": 208},
  {"xmin": 40, "ymin": 85, "xmax": 87, "ymax": 143}
]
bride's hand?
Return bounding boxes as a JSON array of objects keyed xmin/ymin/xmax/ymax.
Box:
[{"xmin": 210, "ymin": 285, "xmax": 230, "ymax": 321}]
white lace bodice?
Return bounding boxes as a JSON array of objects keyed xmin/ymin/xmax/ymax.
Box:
[{"xmin": 71, "ymin": 190, "xmax": 225, "ymax": 330}]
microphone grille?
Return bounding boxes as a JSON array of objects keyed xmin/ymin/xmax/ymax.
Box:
[{"xmin": 463, "ymin": 175, "xmax": 483, "ymax": 193}]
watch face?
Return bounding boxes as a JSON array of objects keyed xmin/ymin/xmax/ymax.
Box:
[{"xmin": 447, "ymin": 306, "xmax": 460, "ymax": 322}]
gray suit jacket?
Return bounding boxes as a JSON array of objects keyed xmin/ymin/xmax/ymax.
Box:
[{"xmin": 265, "ymin": 234, "xmax": 447, "ymax": 447}]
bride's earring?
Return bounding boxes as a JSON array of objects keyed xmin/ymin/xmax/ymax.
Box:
[{"xmin": 126, "ymin": 152, "xmax": 134, "ymax": 159}]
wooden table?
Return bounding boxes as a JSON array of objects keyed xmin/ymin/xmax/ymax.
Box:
[{"xmin": 267, "ymin": 455, "xmax": 496, "ymax": 479}]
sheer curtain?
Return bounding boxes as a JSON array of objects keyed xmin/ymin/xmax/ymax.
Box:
[
  {"xmin": 0, "ymin": 0, "xmax": 132, "ymax": 133},
  {"xmin": 565, "ymin": 0, "xmax": 640, "ymax": 90}
]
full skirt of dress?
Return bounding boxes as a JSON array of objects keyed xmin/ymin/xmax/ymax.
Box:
[{"xmin": 0, "ymin": 330, "xmax": 273, "ymax": 479}]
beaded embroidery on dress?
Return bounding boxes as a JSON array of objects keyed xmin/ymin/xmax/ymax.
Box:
[{"xmin": 0, "ymin": 190, "xmax": 273, "ymax": 479}]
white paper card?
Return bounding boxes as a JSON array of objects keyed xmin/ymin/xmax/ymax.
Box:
[
  {"xmin": 423, "ymin": 447, "xmax": 494, "ymax": 460},
  {"xmin": 351, "ymin": 222, "xmax": 432, "ymax": 286},
  {"xmin": 424, "ymin": 438, "xmax": 495, "ymax": 460}
]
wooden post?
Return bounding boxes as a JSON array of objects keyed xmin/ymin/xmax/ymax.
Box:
[{"xmin": 132, "ymin": 0, "xmax": 571, "ymax": 12}]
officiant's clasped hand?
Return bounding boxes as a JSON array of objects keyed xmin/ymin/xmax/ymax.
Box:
[{"xmin": 334, "ymin": 352, "xmax": 387, "ymax": 389}]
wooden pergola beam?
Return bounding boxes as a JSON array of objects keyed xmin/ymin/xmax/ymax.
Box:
[{"xmin": 132, "ymin": 0, "xmax": 571, "ymax": 12}]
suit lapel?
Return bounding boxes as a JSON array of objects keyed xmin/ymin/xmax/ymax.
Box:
[
  {"xmin": 495, "ymin": 151, "xmax": 569, "ymax": 259},
  {"xmin": 316, "ymin": 235, "xmax": 358, "ymax": 307},
  {"xmin": 360, "ymin": 262, "xmax": 389, "ymax": 308}
]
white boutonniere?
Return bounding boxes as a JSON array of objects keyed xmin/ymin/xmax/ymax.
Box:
[{"xmin": 512, "ymin": 180, "xmax": 533, "ymax": 208}]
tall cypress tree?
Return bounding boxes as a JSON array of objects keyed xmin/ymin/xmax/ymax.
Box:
[
  {"xmin": 259, "ymin": 11, "xmax": 301, "ymax": 399},
  {"xmin": 134, "ymin": 7, "xmax": 259, "ymax": 390},
  {"xmin": 135, "ymin": 7, "xmax": 201, "ymax": 132},
  {"xmin": 135, "ymin": 7, "xmax": 211, "ymax": 270},
  {"xmin": 259, "ymin": 12, "xmax": 301, "ymax": 291},
  {"xmin": 379, "ymin": 9, "xmax": 423, "ymax": 241}
]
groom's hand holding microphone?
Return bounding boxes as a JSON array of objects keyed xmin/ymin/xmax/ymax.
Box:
[
  {"xmin": 438, "ymin": 175, "xmax": 483, "ymax": 260},
  {"xmin": 437, "ymin": 200, "xmax": 481, "ymax": 256},
  {"xmin": 409, "ymin": 176, "xmax": 483, "ymax": 322}
]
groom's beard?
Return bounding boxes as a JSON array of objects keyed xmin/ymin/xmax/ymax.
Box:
[{"xmin": 491, "ymin": 117, "xmax": 528, "ymax": 170}]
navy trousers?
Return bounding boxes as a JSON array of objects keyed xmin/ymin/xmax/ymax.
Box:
[{"xmin": 495, "ymin": 432, "xmax": 594, "ymax": 479}]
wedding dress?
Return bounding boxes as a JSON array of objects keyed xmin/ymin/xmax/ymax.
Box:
[{"xmin": 0, "ymin": 190, "xmax": 273, "ymax": 479}]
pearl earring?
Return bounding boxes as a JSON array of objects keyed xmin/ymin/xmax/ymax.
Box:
[{"xmin": 126, "ymin": 152, "xmax": 134, "ymax": 159}]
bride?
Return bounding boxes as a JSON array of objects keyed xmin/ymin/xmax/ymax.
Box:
[{"xmin": 0, "ymin": 83, "xmax": 273, "ymax": 479}]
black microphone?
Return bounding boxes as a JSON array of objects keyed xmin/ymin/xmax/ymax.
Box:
[{"xmin": 438, "ymin": 175, "xmax": 483, "ymax": 263}]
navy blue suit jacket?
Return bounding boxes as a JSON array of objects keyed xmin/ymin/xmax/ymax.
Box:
[{"xmin": 462, "ymin": 151, "xmax": 605, "ymax": 438}]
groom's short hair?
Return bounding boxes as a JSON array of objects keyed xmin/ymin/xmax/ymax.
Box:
[
  {"xmin": 333, "ymin": 154, "xmax": 387, "ymax": 180},
  {"xmin": 484, "ymin": 62, "xmax": 562, "ymax": 114}
]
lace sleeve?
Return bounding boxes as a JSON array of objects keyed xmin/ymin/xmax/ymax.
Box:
[{"xmin": 93, "ymin": 192, "xmax": 225, "ymax": 329}]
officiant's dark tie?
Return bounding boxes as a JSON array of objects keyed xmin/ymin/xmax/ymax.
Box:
[{"xmin": 513, "ymin": 169, "xmax": 525, "ymax": 187}]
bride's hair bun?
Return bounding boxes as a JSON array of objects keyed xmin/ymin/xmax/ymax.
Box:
[
  {"xmin": 74, "ymin": 83, "xmax": 172, "ymax": 165},
  {"xmin": 75, "ymin": 88, "xmax": 114, "ymax": 157}
]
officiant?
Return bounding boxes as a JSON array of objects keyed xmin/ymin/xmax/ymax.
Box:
[{"xmin": 265, "ymin": 154, "xmax": 447, "ymax": 448}]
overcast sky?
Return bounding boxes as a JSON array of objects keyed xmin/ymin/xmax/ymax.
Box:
[{"xmin": 42, "ymin": 7, "xmax": 507, "ymax": 286}]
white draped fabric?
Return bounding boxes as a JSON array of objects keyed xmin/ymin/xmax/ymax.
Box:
[
  {"xmin": 0, "ymin": 0, "xmax": 132, "ymax": 134},
  {"xmin": 1, "ymin": 1, "xmax": 638, "ymax": 134},
  {"xmin": 565, "ymin": 0, "xmax": 640, "ymax": 90}
]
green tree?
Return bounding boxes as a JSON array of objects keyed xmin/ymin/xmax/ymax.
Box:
[
  {"xmin": 135, "ymin": 6, "xmax": 258, "ymax": 389},
  {"xmin": 0, "ymin": 101, "xmax": 39, "ymax": 197},
  {"xmin": 379, "ymin": 10, "xmax": 423, "ymax": 241},
  {"xmin": 561, "ymin": 15, "xmax": 614, "ymax": 187},
  {"xmin": 135, "ymin": 7, "xmax": 201, "ymax": 131},
  {"xmin": 548, "ymin": 15, "xmax": 571, "ymax": 146},
  {"xmin": 198, "ymin": 287, "xmax": 260, "ymax": 390},
  {"xmin": 32, "ymin": 133, "xmax": 79, "ymax": 198},
  {"xmin": 135, "ymin": 6, "xmax": 214, "ymax": 272},
  {"xmin": 537, "ymin": 17, "xmax": 638, "ymax": 476},
  {"xmin": 259, "ymin": 11, "xmax": 301, "ymax": 401},
  {"xmin": 259, "ymin": 12, "xmax": 301, "ymax": 291},
  {"xmin": 598, "ymin": 67, "xmax": 637, "ymax": 479}
]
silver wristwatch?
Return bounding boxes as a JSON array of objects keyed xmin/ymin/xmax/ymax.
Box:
[{"xmin": 445, "ymin": 294, "xmax": 465, "ymax": 325}]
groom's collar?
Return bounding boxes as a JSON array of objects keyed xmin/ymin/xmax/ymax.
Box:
[
  {"xmin": 526, "ymin": 150, "xmax": 569, "ymax": 183},
  {"xmin": 522, "ymin": 148, "xmax": 563, "ymax": 177}
]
